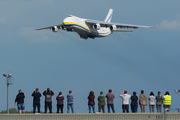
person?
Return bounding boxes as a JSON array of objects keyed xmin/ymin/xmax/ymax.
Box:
[
  {"xmin": 131, "ymin": 91, "xmax": 138, "ymax": 113},
  {"xmin": 56, "ymin": 92, "xmax": 64, "ymax": 113},
  {"xmin": 43, "ymin": 88, "xmax": 54, "ymax": 113},
  {"xmin": 14, "ymin": 90, "xmax": 25, "ymax": 114},
  {"xmin": 67, "ymin": 90, "xmax": 74, "ymax": 113},
  {"xmin": 156, "ymin": 91, "xmax": 163, "ymax": 113},
  {"xmin": 139, "ymin": 90, "xmax": 147, "ymax": 113},
  {"xmin": 88, "ymin": 91, "xmax": 95, "ymax": 113},
  {"xmin": 98, "ymin": 91, "xmax": 105, "ymax": 113},
  {"xmin": 120, "ymin": 90, "xmax": 131, "ymax": 113},
  {"xmin": 32, "ymin": 88, "xmax": 41, "ymax": 114},
  {"xmin": 148, "ymin": 92, "xmax": 155, "ymax": 113},
  {"xmin": 106, "ymin": 89, "xmax": 115, "ymax": 113},
  {"xmin": 163, "ymin": 91, "xmax": 171, "ymax": 112}
]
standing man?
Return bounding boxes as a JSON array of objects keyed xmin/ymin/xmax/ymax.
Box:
[
  {"xmin": 98, "ymin": 91, "xmax": 105, "ymax": 113},
  {"xmin": 106, "ymin": 89, "xmax": 115, "ymax": 113},
  {"xmin": 32, "ymin": 88, "xmax": 41, "ymax": 114},
  {"xmin": 67, "ymin": 90, "xmax": 74, "ymax": 113},
  {"xmin": 43, "ymin": 88, "xmax": 54, "ymax": 113},
  {"xmin": 139, "ymin": 90, "xmax": 147, "ymax": 113},
  {"xmin": 163, "ymin": 91, "xmax": 171, "ymax": 112},
  {"xmin": 14, "ymin": 90, "xmax": 25, "ymax": 114},
  {"xmin": 120, "ymin": 90, "xmax": 131, "ymax": 113},
  {"xmin": 131, "ymin": 91, "xmax": 138, "ymax": 113}
]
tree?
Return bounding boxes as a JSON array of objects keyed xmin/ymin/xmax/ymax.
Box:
[{"xmin": 1, "ymin": 108, "xmax": 18, "ymax": 114}]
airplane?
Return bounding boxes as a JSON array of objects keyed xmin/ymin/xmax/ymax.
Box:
[{"xmin": 36, "ymin": 9, "xmax": 155, "ymax": 39}]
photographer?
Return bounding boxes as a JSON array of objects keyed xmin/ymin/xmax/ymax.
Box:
[
  {"xmin": 32, "ymin": 88, "xmax": 41, "ymax": 114},
  {"xmin": 43, "ymin": 88, "xmax": 54, "ymax": 113}
]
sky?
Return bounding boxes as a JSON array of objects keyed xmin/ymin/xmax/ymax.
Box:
[{"xmin": 0, "ymin": 0, "xmax": 180, "ymax": 113}]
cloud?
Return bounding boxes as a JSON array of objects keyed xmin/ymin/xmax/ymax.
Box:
[{"xmin": 157, "ymin": 15, "xmax": 180, "ymax": 30}]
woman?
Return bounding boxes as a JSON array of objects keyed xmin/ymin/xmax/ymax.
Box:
[
  {"xmin": 56, "ymin": 92, "xmax": 64, "ymax": 113},
  {"xmin": 88, "ymin": 91, "xmax": 95, "ymax": 113},
  {"xmin": 163, "ymin": 91, "xmax": 171, "ymax": 112},
  {"xmin": 148, "ymin": 92, "xmax": 155, "ymax": 113},
  {"xmin": 156, "ymin": 91, "xmax": 163, "ymax": 112},
  {"xmin": 131, "ymin": 91, "xmax": 138, "ymax": 113}
]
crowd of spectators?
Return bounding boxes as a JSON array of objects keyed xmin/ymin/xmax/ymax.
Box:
[{"xmin": 14, "ymin": 88, "xmax": 171, "ymax": 114}]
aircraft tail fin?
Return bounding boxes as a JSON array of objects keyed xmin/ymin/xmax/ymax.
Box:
[{"xmin": 104, "ymin": 9, "xmax": 113, "ymax": 23}]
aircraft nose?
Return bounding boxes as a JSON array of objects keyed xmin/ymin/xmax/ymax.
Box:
[{"xmin": 63, "ymin": 15, "xmax": 74, "ymax": 24}]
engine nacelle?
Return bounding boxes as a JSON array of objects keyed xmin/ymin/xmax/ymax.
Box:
[
  {"xmin": 110, "ymin": 24, "xmax": 117, "ymax": 31},
  {"xmin": 51, "ymin": 26, "xmax": 58, "ymax": 32},
  {"xmin": 93, "ymin": 23, "xmax": 101, "ymax": 30}
]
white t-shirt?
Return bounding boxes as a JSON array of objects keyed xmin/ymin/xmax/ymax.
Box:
[{"xmin": 120, "ymin": 94, "xmax": 131, "ymax": 105}]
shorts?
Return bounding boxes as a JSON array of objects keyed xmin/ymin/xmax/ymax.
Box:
[{"xmin": 17, "ymin": 103, "xmax": 25, "ymax": 111}]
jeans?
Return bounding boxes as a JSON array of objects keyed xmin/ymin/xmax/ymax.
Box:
[
  {"xmin": 88, "ymin": 105, "xmax": 95, "ymax": 113},
  {"xmin": 98, "ymin": 105, "xmax": 105, "ymax": 113},
  {"xmin": 44, "ymin": 102, "xmax": 52, "ymax": 113},
  {"xmin": 140, "ymin": 105, "xmax": 146, "ymax": 113},
  {"xmin": 122, "ymin": 105, "xmax": 129, "ymax": 113},
  {"xmin": 17, "ymin": 103, "xmax": 25, "ymax": 111},
  {"xmin": 107, "ymin": 104, "xmax": 115, "ymax": 113},
  {"xmin": 131, "ymin": 104, "xmax": 138, "ymax": 113},
  {"xmin": 33, "ymin": 102, "xmax": 40, "ymax": 113},
  {"xmin": 163, "ymin": 105, "xmax": 170, "ymax": 112},
  {"xmin": 149, "ymin": 105, "xmax": 155, "ymax": 113},
  {"xmin": 67, "ymin": 103, "xmax": 74, "ymax": 113},
  {"xmin": 156, "ymin": 104, "xmax": 162, "ymax": 112},
  {"xmin": 57, "ymin": 104, "xmax": 64, "ymax": 113}
]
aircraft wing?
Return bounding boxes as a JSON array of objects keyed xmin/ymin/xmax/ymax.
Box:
[
  {"xmin": 36, "ymin": 24, "xmax": 64, "ymax": 30},
  {"xmin": 86, "ymin": 20, "xmax": 156, "ymax": 29}
]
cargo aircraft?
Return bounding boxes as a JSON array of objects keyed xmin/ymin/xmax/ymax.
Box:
[{"xmin": 36, "ymin": 9, "xmax": 155, "ymax": 39}]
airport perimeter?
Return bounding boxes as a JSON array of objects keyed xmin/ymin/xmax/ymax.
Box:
[{"xmin": 0, "ymin": 113, "xmax": 180, "ymax": 120}]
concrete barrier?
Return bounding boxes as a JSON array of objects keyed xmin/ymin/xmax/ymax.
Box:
[{"xmin": 0, "ymin": 113, "xmax": 180, "ymax": 120}]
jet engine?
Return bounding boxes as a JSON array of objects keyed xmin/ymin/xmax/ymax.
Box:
[
  {"xmin": 51, "ymin": 26, "xmax": 58, "ymax": 32},
  {"xmin": 110, "ymin": 24, "xmax": 117, "ymax": 31},
  {"xmin": 93, "ymin": 23, "xmax": 101, "ymax": 30}
]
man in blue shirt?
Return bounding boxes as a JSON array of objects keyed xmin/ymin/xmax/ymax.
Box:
[
  {"xmin": 67, "ymin": 90, "xmax": 74, "ymax": 113},
  {"xmin": 32, "ymin": 88, "xmax": 41, "ymax": 113}
]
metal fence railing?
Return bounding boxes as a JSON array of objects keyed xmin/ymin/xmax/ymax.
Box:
[{"xmin": 0, "ymin": 113, "xmax": 180, "ymax": 120}]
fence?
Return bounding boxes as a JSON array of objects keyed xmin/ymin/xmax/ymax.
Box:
[{"xmin": 0, "ymin": 113, "xmax": 180, "ymax": 120}]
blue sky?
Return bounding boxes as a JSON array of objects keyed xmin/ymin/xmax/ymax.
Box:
[{"xmin": 0, "ymin": 0, "xmax": 180, "ymax": 113}]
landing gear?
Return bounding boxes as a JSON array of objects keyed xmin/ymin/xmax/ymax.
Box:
[{"xmin": 67, "ymin": 28, "xmax": 73, "ymax": 32}]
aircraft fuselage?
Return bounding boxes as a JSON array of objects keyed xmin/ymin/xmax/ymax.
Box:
[{"xmin": 62, "ymin": 15, "xmax": 112, "ymax": 39}]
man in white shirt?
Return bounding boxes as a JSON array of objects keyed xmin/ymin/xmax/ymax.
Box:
[{"xmin": 120, "ymin": 90, "xmax": 131, "ymax": 113}]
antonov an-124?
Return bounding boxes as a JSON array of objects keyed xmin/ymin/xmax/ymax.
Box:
[{"xmin": 36, "ymin": 9, "xmax": 155, "ymax": 39}]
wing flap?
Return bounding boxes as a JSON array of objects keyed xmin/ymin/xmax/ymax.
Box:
[
  {"xmin": 86, "ymin": 20, "xmax": 155, "ymax": 29},
  {"xmin": 113, "ymin": 30, "xmax": 133, "ymax": 32},
  {"xmin": 36, "ymin": 24, "xmax": 64, "ymax": 30}
]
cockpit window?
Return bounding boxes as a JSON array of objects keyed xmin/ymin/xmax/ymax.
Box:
[{"xmin": 68, "ymin": 15, "xmax": 73, "ymax": 17}]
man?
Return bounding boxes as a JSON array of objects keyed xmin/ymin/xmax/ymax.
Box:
[
  {"xmin": 131, "ymin": 91, "xmax": 138, "ymax": 113},
  {"xmin": 98, "ymin": 91, "xmax": 105, "ymax": 113},
  {"xmin": 32, "ymin": 88, "xmax": 41, "ymax": 114},
  {"xmin": 43, "ymin": 88, "xmax": 54, "ymax": 113},
  {"xmin": 14, "ymin": 90, "xmax": 25, "ymax": 114},
  {"xmin": 67, "ymin": 90, "xmax": 74, "ymax": 113},
  {"xmin": 106, "ymin": 89, "xmax": 115, "ymax": 113},
  {"xmin": 139, "ymin": 90, "xmax": 147, "ymax": 113},
  {"xmin": 163, "ymin": 91, "xmax": 171, "ymax": 112},
  {"xmin": 120, "ymin": 90, "xmax": 131, "ymax": 113}
]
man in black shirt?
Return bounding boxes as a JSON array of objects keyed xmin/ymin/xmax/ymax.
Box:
[{"xmin": 14, "ymin": 90, "xmax": 25, "ymax": 114}]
